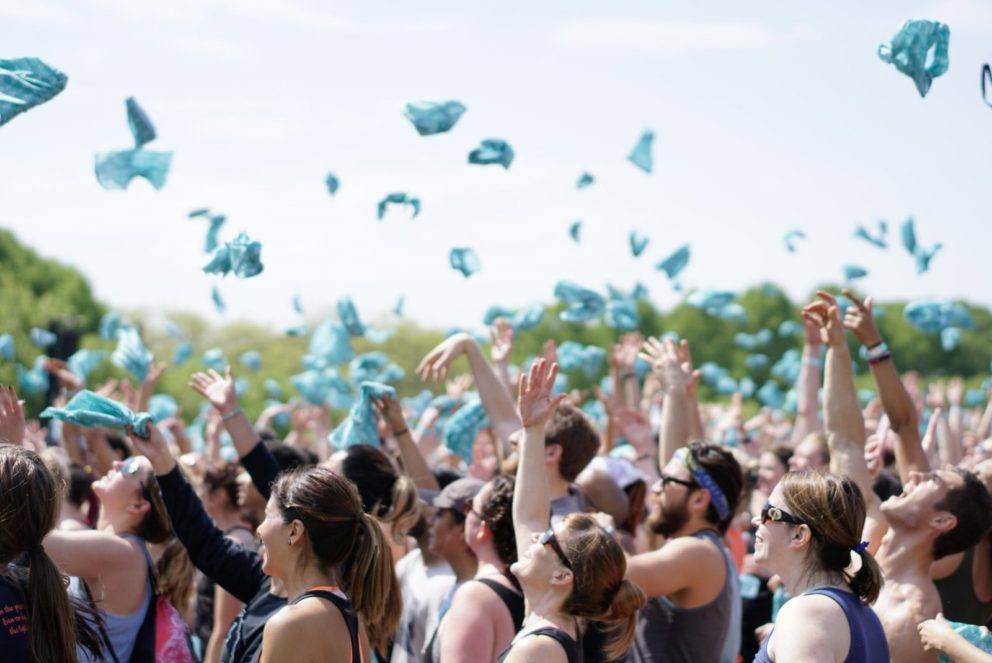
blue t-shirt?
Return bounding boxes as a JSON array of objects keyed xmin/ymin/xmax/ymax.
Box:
[{"xmin": 0, "ymin": 571, "xmax": 30, "ymax": 662}]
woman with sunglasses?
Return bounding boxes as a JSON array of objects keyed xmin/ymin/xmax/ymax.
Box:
[
  {"xmin": 42, "ymin": 452, "xmax": 173, "ymax": 662},
  {"xmin": 502, "ymin": 359, "xmax": 645, "ymax": 663},
  {"xmin": 752, "ymin": 471, "xmax": 887, "ymax": 662}
]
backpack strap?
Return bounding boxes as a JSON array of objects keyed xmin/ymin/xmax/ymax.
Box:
[{"xmin": 128, "ymin": 538, "xmax": 158, "ymax": 663}]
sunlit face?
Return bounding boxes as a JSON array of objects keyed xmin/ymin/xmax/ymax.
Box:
[
  {"xmin": 256, "ymin": 495, "xmax": 293, "ymax": 578},
  {"xmin": 428, "ymin": 508, "xmax": 466, "ymax": 560},
  {"xmin": 92, "ymin": 456, "xmax": 152, "ymax": 516},
  {"xmin": 880, "ymin": 467, "xmax": 962, "ymax": 527},
  {"xmin": 757, "ymin": 452, "xmax": 787, "ymax": 495},
  {"xmin": 647, "ymin": 457, "xmax": 696, "ymax": 537},
  {"xmin": 237, "ymin": 471, "xmax": 265, "ymax": 512},
  {"xmin": 510, "ymin": 525, "xmax": 573, "ymax": 595},
  {"xmin": 789, "ymin": 439, "xmax": 826, "ymax": 473},
  {"xmin": 751, "ymin": 483, "xmax": 803, "ymax": 568}
]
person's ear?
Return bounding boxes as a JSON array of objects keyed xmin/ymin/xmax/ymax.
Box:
[
  {"xmin": 126, "ymin": 498, "xmax": 151, "ymax": 520},
  {"xmin": 287, "ymin": 520, "xmax": 305, "ymax": 547},
  {"xmin": 550, "ymin": 567, "xmax": 574, "ymax": 588},
  {"xmin": 545, "ymin": 444, "xmax": 563, "ymax": 465},
  {"xmin": 789, "ymin": 524, "xmax": 813, "ymax": 551},
  {"xmin": 930, "ymin": 511, "xmax": 957, "ymax": 535}
]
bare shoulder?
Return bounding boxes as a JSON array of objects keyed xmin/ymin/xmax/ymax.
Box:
[
  {"xmin": 503, "ymin": 633, "xmax": 569, "ymax": 663},
  {"xmin": 452, "ymin": 577, "xmax": 515, "ymax": 610},
  {"xmin": 778, "ymin": 593, "xmax": 849, "ymax": 630},
  {"xmin": 772, "ymin": 595, "xmax": 851, "ymax": 662},
  {"xmin": 262, "ymin": 599, "xmax": 353, "ymax": 662}
]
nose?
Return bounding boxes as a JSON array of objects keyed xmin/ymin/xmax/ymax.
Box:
[{"xmin": 651, "ymin": 480, "xmax": 662, "ymax": 494}]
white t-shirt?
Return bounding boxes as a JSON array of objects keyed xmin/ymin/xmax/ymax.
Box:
[{"xmin": 391, "ymin": 548, "xmax": 456, "ymax": 663}]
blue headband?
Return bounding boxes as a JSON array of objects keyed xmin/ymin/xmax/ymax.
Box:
[{"xmin": 676, "ymin": 447, "xmax": 731, "ymax": 521}]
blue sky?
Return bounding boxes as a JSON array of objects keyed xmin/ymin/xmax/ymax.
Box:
[{"xmin": 1, "ymin": 0, "xmax": 990, "ymax": 332}]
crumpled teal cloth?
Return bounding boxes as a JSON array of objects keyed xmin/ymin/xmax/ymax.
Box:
[
  {"xmin": 778, "ymin": 320, "xmax": 803, "ymax": 338},
  {"xmin": 0, "ymin": 334, "xmax": 13, "ymax": 361},
  {"xmin": 718, "ymin": 303, "xmax": 748, "ymax": 325},
  {"xmin": 402, "ymin": 390, "xmax": 434, "ymax": 422},
  {"xmin": 68, "ymin": 349, "xmax": 105, "ymax": 382},
  {"xmin": 734, "ymin": 329, "xmax": 773, "ymax": 351},
  {"xmin": 403, "ymin": 100, "xmax": 466, "ymax": 136},
  {"xmin": 286, "ymin": 324, "xmax": 308, "ymax": 337},
  {"xmin": 202, "ymin": 348, "xmax": 227, "ymax": 371},
  {"xmin": 292, "ymin": 294, "xmax": 304, "ymax": 315},
  {"xmin": 203, "ymin": 232, "xmax": 264, "ymax": 278},
  {"xmin": 264, "ymin": 379, "xmax": 284, "ymax": 400},
  {"xmin": 17, "ymin": 356, "xmax": 49, "ymax": 395},
  {"xmin": 554, "ymin": 281, "xmax": 606, "ymax": 323},
  {"xmin": 783, "ymin": 229, "xmax": 805, "ymax": 253},
  {"xmin": 349, "ymin": 352, "xmax": 404, "ymax": 385},
  {"xmin": 112, "ymin": 326, "xmax": 152, "ymax": 380},
  {"xmin": 605, "ymin": 296, "xmax": 638, "ymax": 331},
  {"xmin": 657, "ymin": 245, "xmax": 690, "ymax": 279},
  {"xmin": 337, "ymin": 297, "xmax": 367, "ymax": 337},
  {"xmin": 126, "ymin": 97, "xmax": 156, "ymax": 147},
  {"xmin": 377, "ymin": 192, "xmax": 420, "ymax": 220},
  {"xmin": 937, "ymin": 621, "xmax": 992, "ymax": 663},
  {"xmin": 627, "ymin": 129, "xmax": 654, "ymax": 173},
  {"xmin": 41, "ymin": 390, "xmax": 153, "ymax": 438},
  {"xmin": 442, "ymin": 399, "xmax": 489, "ymax": 462},
  {"xmin": 393, "ymin": 296, "xmax": 405, "ymax": 317},
  {"xmin": 772, "ymin": 349, "xmax": 802, "ymax": 385},
  {"xmin": 95, "ymin": 149, "xmax": 173, "ymax": 190},
  {"xmin": 716, "ymin": 375, "xmax": 738, "ymax": 395},
  {"xmin": 30, "ymin": 327, "xmax": 56, "ymax": 348},
  {"xmin": 843, "ymin": 264, "xmax": 868, "ymax": 280},
  {"xmin": 325, "ymin": 172, "xmax": 339, "ymax": 195},
  {"xmin": 513, "ymin": 304, "xmax": 545, "ymax": 331},
  {"xmin": 0, "ymin": 57, "xmax": 67, "ymax": 127},
  {"xmin": 148, "ymin": 394, "xmax": 178, "ymax": 423},
  {"xmin": 576, "ymin": 172, "xmax": 595, "ymax": 189},
  {"xmin": 854, "ymin": 221, "xmax": 888, "ymax": 249},
  {"xmin": 878, "ymin": 20, "xmax": 950, "ymax": 97},
  {"xmin": 941, "ymin": 327, "xmax": 961, "ymax": 351},
  {"xmin": 173, "ymin": 342, "xmax": 193, "ymax": 366},
  {"xmin": 699, "ymin": 362, "xmax": 727, "ymax": 387},
  {"xmin": 745, "ymin": 354, "xmax": 769, "ymax": 371},
  {"xmin": 239, "ymin": 351, "xmax": 261, "ymax": 372},
  {"xmin": 291, "ymin": 367, "xmax": 352, "ymax": 407},
  {"xmin": 629, "ymin": 232, "xmax": 649, "ymax": 257},
  {"xmin": 557, "ymin": 341, "xmax": 607, "ymax": 379},
  {"xmin": 329, "ymin": 381, "xmax": 396, "ymax": 448},
  {"xmin": 468, "ymin": 138, "xmax": 514, "ymax": 169},
  {"xmin": 450, "ymin": 247, "xmax": 480, "ymax": 277},
  {"xmin": 211, "ymin": 285, "xmax": 226, "ymax": 313},
  {"xmin": 569, "ymin": 221, "xmax": 582, "ymax": 243},
  {"xmin": 189, "ymin": 209, "xmax": 227, "ymax": 253},
  {"xmin": 164, "ymin": 320, "xmax": 184, "ymax": 339},
  {"xmin": 757, "ymin": 381, "xmax": 785, "ymax": 409},
  {"xmin": 738, "ymin": 376, "xmax": 756, "ymax": 398},
  {"xmin": 904, "ymin": 299, "xmax": 971, "ymax": 333},
  {"xmin": 484, "ymin": 306, "xmax": 514, "ymax": 325},
  {"xmin": 309, "ymin": 318, "xmax": 355, "ymax": 365},
  {"xmin": 900, "ymin": 217, "xmax": 942, "ymax": 273},
  {"xmin": 99, "ymin": 312, "xmax": 122, "ymax": 340},
  {"xmin": 686, "ymin": 290, "xmax": 735, "ymax": 314}
]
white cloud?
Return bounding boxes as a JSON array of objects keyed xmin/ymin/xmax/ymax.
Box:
[{"xmin": 553, "ymin": 19, "xmax": 811, "ymax": 54}]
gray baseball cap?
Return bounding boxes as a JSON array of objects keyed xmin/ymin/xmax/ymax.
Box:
[{"xmin": 431, "ymin": 477, "xmax": 484, "ymax": 511}]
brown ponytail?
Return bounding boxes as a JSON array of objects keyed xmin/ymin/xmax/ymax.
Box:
[
  {"xmin": 343, "ymin": 512, "xmax": 402, "ymax": 652},
  {"xmin": 0, "ymin": 446, "xmax": 78, "ymax": 663},
  {"xmin": 381, "ymin": 473, "xmax": 419, "ymax": 544}
]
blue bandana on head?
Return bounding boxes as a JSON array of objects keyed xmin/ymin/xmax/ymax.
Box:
[{"xmin": 675, "ymin": 446, "xmax": 730, "ymax": 521}]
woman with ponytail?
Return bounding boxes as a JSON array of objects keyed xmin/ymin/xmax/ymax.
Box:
[
  {"xmin": 752, "ymin": 471, "xmax": 888, "ymax": 662},
  {"xmin": 502, "ymin": 359, "xmax": 645, "ymax": 663}
]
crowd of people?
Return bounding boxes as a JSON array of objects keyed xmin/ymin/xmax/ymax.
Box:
[{"xmin": 2, "ymin": 286, "xmax": 992, "ymax": 662}]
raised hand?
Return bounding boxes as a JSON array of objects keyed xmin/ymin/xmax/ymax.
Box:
[
  {"xmin": 43, "ymin": 358, "xmax": 84, "ymax": 392},
  {"xmin": 490, "ymin": 318, "xmax": 514, "ymax": 364},
  {"xmin": 373, "ymin": 393, "xmax": 408, "ymax": 435},
  {"xmin": 864, "ymin": 435, "xmax": 884, "ymax": 480},
  {"xmin": 611, "ymin": 332, "xmax": 643, "ymax": 372},
  {"xmin": 517, "ymin": 358, "xmax": 566, "ymax": 429},
  {"xmin": 674, "ymin": 338, "xmax": 701, "ymax": 399},
  {"xmin": 416, "ymin": 333, "xmax": 472, "ymax": 383},
  {"xmin": 841, "ymin": 289, "xmax": 882, "ymax": 347},
  {"xmin": 189, "ymin": 366, "xmax": 239, "ymax": 415},
  {"xmin": 446, "ymin": 374, "xmax": 474, "ymax": 399},
  {"xmin": 946, "ymin": 378, "xmax": 964, "ymax": 407},
  {"xmin": 615, "ymin": 407, "xmax": 653, "ymax": 454},
  {"xmin": 801, "ymin": 291, "xmax": 847, "ymax": 346},
  {"xmin": 144, "ymin": 361, "xmax": 168, "ymax": 387},
  {"xmin": 0, "ymin": 386, "xmax": 26, "ymax": 446},
  {"xmin": 128, "ymin": 421, "xmax": 177, "ymax": 476},
  {"xmin": 917, "ymin": 614, "xmax": 954, "ymax": 653},
  {"xmin": 803, "ymin": 318, "xmax": 822, "ymax": 347},
  {"xmin": 638, "ymin": 336, "xmax": 691, "ymax": 393}
]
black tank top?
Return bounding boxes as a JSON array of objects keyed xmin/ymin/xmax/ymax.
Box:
[
  {"xmin": 291, "ymin": 588, "xmax": 361, "ymax": 663},
  {"xmin": 423, "ymin": 575, "xmax": 525, "ymax": 663},
  {"xmin": 498, "ymin": 626, "xmax": 583, "ymax": 663}
]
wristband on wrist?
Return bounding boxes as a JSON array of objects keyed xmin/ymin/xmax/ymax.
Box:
[
  {"xmin": 620, "ymin": 372, "xmax": 636, "ymax": 381},
  {"xmin": 802, "ymin": 357, "xmax": 823, "ymax": 368},
  {"xmin": 865, "ymin": 341, "xmax": 889, "ymax": 360},
  {"xmin": 867, "ymin": 352, "xmax": 892, "ymax": 366},
  {"xmin": 221, "ymin": 407, "xmax": 243, "ymax": 422},
  {"xmin": 392, "ymin": 428, "xmax": 409, "ymax": 437}
]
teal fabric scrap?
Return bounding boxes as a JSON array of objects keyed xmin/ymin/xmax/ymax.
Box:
[
  {"xmin": 17, "ymin": 356, "xmax": 49, "ymax": 395},
  {"xmin": 291, "ymin": 367, "xmax": 352, "ymax": 407},
  {"xmin": 239, "ymin": 351, "xmax": 261, "ymax": 372},
  {"xmin": 512, "ymin": 304, "xmax": 545, "ymax": 331},
  {"xmin": 189, "ymin": 209, "xmax": 227, "ymax": 253},
  {"xmin": 450, "ymin": 247, "xmax": 481, "ymax": 277},
  {"xmin": 484, "ymin": 306, "xmax": 515, "ymax": 325},
  {"xmin": 263, "ymin": 399, "xmax": 291, "ymax": 428},
  {"xmin": 757, "ymin": 381, "xmax": 785, "ymax": 409},
  {"xmin": 349, "ymin": 352, "xmax": 405, "ymax": 385},
  {"xmin": 234, "ymin": 378, "xmax": 248, "ymax": 397},
  {"xmin": 716, "ymin": 375, "xmax": 738, "ymax": 395},
  {"xmin": 377, "ymin": 192, "xmax": 421, "ymax": 220},
  {"xmin": 937, "ymin": 621, "xmax": 992, "ymax": 663},
  {"xmin": 576, "ymin": 172, "xmax": 595, "ymax": 189},
  {"xmin": 164, "ymin": 320, "xmax": 184, "ymax": 339},
  {"xmin": 738, "ymin": 376, "xmax": 756, "ymax": 398},
  {"xmin": 0, "ymin": 333, "xmax": 13, "ymax": 361},
  {"xmin": 901, "ymin": 218, "xmax": 944, "ymax": 274},
  {"xmin": 557, "ymin": 341, "xmax": 607, "ymax": 379},
  {"xmin": 203, "ymin": 232, "xmax": 264, "ymax": 278},
  {"xmin": 854, "ymin": 221, "xmax": 888, "ymax": 249},
  {"xmin": 393, "ymin": 296, "xmax": 405, "ymax": 317},
  {"xmin": 329, "ymin": 381, "xmax": 396, "ymax": 448},
  {"xmin": 68, "ymin": 349, "xmax": 105, "ymax": 382},
  {"xmin": 0, "ymin": 57, "xmax": 68, "ymax": 127},
  {"xmin": 30, "ymin": 328, "xmax": 56, "ymax": 348},
  {"xmin": 718, "ymin": 303, "xmax": 748, "ymax": 326},
  {"xmin": 264, "ymin": 379, "xmax": 283, "ymax": 400},
  {"xmin": 783, "ymin": 230, "xmax": 805, "ymax": 253},
  {"xmin": 632, "ymin": 282, "xmax": 649, "ymax": 300},
  {"xmin": 309, "ymin": 318, "xmax": 355, "ymax": 364},
  {"xmin": 627, "ymin": 129, "xmax": 654, "ymax": 173},
  {"xmin": 843, "ymin": 264, "xmax": 868, "ymax": 280},
  {"xmin": 857, "ymin": 389, "xmax": 877, "ymax": 406},
  {"xmin": 656, "ymin": 245, "xmax": 690, "ymax": 279},
  {"xmin": 442, "ymin": 399, "xmax": 489, "ymax": 462},
  {"xmin": 365, "ymin": 328, "xmax": 395, "ymax": 344},
  {"xmin": 202, "ymin": 348, "xmax": 227, "ymax": 372},
  {"xmin": 965, "ymin": 389, "xmax": 986, "ymax": 408},
  {"xmin": 403, "ymin": 100, "xmax": 466, "ymax": 136},
  {"xmin": 553, "ymin": 281, "xmax": 606, "ymax": 323},
  {"xmin": 569, "ymin": 221, "xmax": 582, "ymax": 243},
  {"xmin": 286, "ymin": 324, "xmax": 308, "ymax": 337},
  {"xmin": 173, "ymin": 342, "xmax": 193, "ymax": 366},
  {"xmin": 686, "ymin": 290, "xmax": 735, "ymax": 314},
  {"xmin": 878, "ymin": 20, "xmax": 950, "ymax": 97},
  {"xmin": 468, "ymin": 138, "xmax": 514, "ymax": 169},
  {"xmin": 325, "ymin": 172, "xmax": 339, "ymax": 195},
  {"xmin": 778, "ymin": 321, "xmax": 803, "ymax": 338},
  {"xmin": 125, "ymin": 97, "xmax": 156, "ymax": 147},
  {"xmin": 629, "ymin": 232, "xmax": 649, "ymax": 257},
  {"xmin": 941, "ymin": 326, "xmax": 961, "ymax": 351},
  {"xmin": 734, "ymin": 330, "xmax": 773, "ymax": 351},
  {"xmin": 402, "ymin": 390, "xmax": 433, "ymax": 422},
  {"xmin": 745, "ymin": 354, "xmax": 769, "ymax": 371},
  {"xmin": 605, "ymin": 297, "xmax": 638, "ymax": 331},
  {"xmin": 771, "ymin": 349, "xmax": 802, "ymax": 385},
  {"xmin": 292, "ymin": 294, "xmax": 304, "ymax": 315},
  {"xmin": 904, "ymin": 300, "xmax": 972, "ymax": 333},
  {"xmin": 148, "ymin": 394, "xmax": 179, "ymax": 423},
  {"xmin": 99, "ymin": 312, "xmax": 122, "ymax": 340},
  {"xmin": 112, "ymin": 326, "xmax": 152, "ymax": 380},
  {"xmin": 41, "ymin": 390, "xmax": 153, "ymax": 438},
  {"xmin": 94, "ymin": 148, "xmax": 172, "ymax": 190},
  {"xmin": 211, "ymin": 285, "xmax": 226, "ymax": 313},
  {"xmin": 337, "ymin": 297, "xmax": 367, "ymax": 337}
]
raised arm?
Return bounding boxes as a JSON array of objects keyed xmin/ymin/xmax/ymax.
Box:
[
  {"xmin": 190, "ymin": 366, "xmax": 259, "ymax": 459},
  {"xmin": 418, "ymin": 333, "xmax": 522, "ymax": 446},
  {"xmin": 373, "ymin": 394, "xmax": 439, "ymax": 491},
  {"xmin": 790, "ymin": 320, "xmax": 824, "ymax": 444},
  {"xmin": 137, "ymin": 361, "xmax": 167, "ymax": 413},
  {"xmin": 489, "ymin": 318, "xmax": 516, "ymax": 395},
  {"xmin": 639, "ymin": 337, "xmax": 693, "ymax": 469},
  {"xmin": 842, "ymin": 289, "xmax": 928, "ymax": 483},
  {"xmin": 512, "ymin": 359, "xmax": 567, "ymax": 563}
]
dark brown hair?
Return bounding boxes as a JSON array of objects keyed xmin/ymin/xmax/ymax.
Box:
[
  {"xmin": 559, "ymin": 514, "xmax": 646, "ymax": 660},
  {"xmin": 546, "ymin": 404, "xmax": 600, "ymax": 482},
  {"xmin": 201, "ymin": 461, "xmax": 242, "ymax": 511},
  {"xmin": 781, "ymin": 471, "xmax": 883, "ymax": 604},
  {"xmin": 933, "ymin": 468, "xmax": 992, "ymax": 560},
  {"xmin": 272, "ymin": 466, "xmax": 402, "ymax": 653},
  {"xmin": 154, "ymin": 538, "xmax": 197, "ymax": 620},
  {"xmin": 480, "ymin": 475, "xmax": 516, "ymax": 567},
  {"xmin": 337, "ymin": 444, "xmax": 419, "ymax": 543},
  {"xmin": 688, "ymin": 442, "xmax": 743, "ymax": 534},
  {"xmin": 134, "ymin": 471, "xmax": 172, "ymax": 544}
]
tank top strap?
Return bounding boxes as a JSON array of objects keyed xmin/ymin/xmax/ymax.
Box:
[
  {"xmin": 292, "ymin": 588, "xmax": 361, "ymax": 663},
  {"xmin": 475, "ymin": 578, "xmax": 525, "ymax": 632},
  {"xmin": 517, "ymin": 627, "xmax": 583, "ymax": 663}
]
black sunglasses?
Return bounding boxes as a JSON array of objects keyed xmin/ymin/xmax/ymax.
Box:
[
  {"xmin": 539, "ymin": 527, "xmax": 573, "ymax": 572},
  {"xmin": 659, "ymin": 473, "xmax": 698, "ymax": 490},
  {"xmin": 760, "ymin": 501, "xmax": 805, "ymax": 527}
]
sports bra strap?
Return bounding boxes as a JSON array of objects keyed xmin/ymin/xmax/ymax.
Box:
[
  {"xmin": 292, "ymin": 588, "xmax": 361, "ymax": 663},
  {"xmin": 475, "ymin": 578, "xmax": 525, "ymax": 632}
]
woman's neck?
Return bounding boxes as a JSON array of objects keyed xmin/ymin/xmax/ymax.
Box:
[
  {"xmin": 779, "ymin": 562, "xmax": 848, "ymax": 598},
  {"xmin": 282, "ymin": 563, "xmax": 340, "ymax": 603},
  {"xmin": 96, "ymin": 509, "xmax": 132, "ymax": 537},
  {"xmin": 523, "ymin": 588, "xmax": 575, "ymax": 637}
]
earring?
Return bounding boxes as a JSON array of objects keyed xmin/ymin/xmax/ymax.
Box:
[{"xmin": 287, "ymin": 537, "xmax": 292, "ymax": 546}]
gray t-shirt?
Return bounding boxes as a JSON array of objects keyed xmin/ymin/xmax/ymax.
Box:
[{"xmin": 550, "ymin": 484, "xmax": 587, "ymax": 526}]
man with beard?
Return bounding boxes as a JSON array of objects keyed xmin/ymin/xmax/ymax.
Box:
[{"xmin": 621, "ymin": 338, "xmax": 744, "ymax": 663}]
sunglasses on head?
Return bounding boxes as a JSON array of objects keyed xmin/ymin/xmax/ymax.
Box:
[
  {"xmin": 760, "ymin": 501, "xmax": 805, "ymax": 527},
  {"xmin": 121, "ymin": 456, "xmax": 145, "ymax": 481},
  {"xmin": 539, "ymin": 527, "xmax": 573, "ymax": 572}
]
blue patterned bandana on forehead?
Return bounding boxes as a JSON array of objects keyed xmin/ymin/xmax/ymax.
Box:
[{"xmin": 675, "ymin": 447, "xmax": 730, "ymax": 521}]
